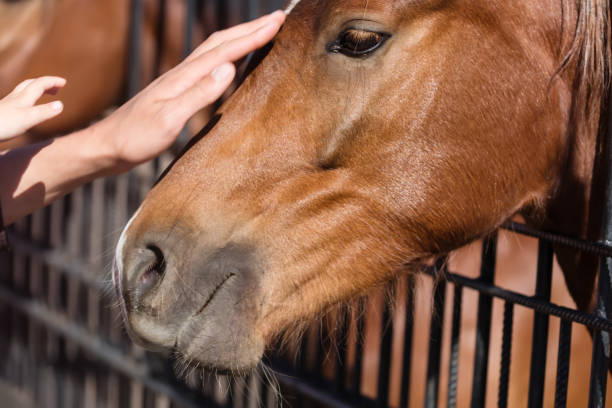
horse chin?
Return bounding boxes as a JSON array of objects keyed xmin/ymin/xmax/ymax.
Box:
[
  {"xmin": 117, "ymin": 272, "xmax": 266, "ymax": 373},
  {"xmin": 174, "ymin": 307, "xmax": 266, "ymax": 375}
]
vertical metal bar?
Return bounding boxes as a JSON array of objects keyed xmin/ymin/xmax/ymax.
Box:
[
  {"xmin": 399, "ymin": 274, "xmax": 415, "ymax": 408},
  {"xmin": 334, "ymin": 306, "xmax": 349, "ymax": 393},
  {"xmin": 425, "ymin": 257, "xmax": 448, "ymax": 408},
  {"xmin": 66, "ymin": 188, "xmax": 84, "ymax": 358},
  {"xmin": 176, "ymin": 0, "xmax": 197, "ymax": 147},
  {"xmin": 184, "ymin": 0, "xmax": 196, "ymax": 58},
  {"xmin": 352, "ymin": 298, "xmax": 366, "ymax": 399},
  {"xmin": 217, "ymin": 0, "xmax": 229, "ymax": 30},
  {"xmin": 128, "ymin": 0, "xmax": 144, "ymax": 98},
  {"xmin": 155, "ymin": 395, "xmax": 171, "ymax": 408},
  {"xmin": 587, "ymin": 94, "xmax": 612, "ymax": 407},
  {"xmin": 252, "ymin": 373, "xmax": 264, "ymax": 408},
  {"xmin": 108, "ymin": 374, "xmax": 121, "ymax": 408},
  {"xmin": 377, "ymin": 300, "xmax": 393, "ymax": 407},
  {"xmin": 497, "ymin": 301, "xmax": 514, "ymax": 408},
  {"xmin": 247, "ymin": 0, "xmax": 260, "ymax": 20},
  {"xmin": 152, "ymin": 0, "xmax": 167, "ymax": 79},
  {"xmin": 554, "ymin": 320, "xmax": 572, "ymax": 408},
  {"xmin": 470, "ymin": 233, "xmax": 498, "ymax": 408},
  {"xmin": 47, "ymin": 199, "xmax": 62, "ymax": 406},
  {"xmin": 294, "ymin": 323, "xmax": 308, "ymax": 376},
  {"xmin": 240, "ymin": 374, "xmax": 250, "ymax": 408},
  {"xmin": 527, "ymin": 240, "xmax": 554, "ymax": 408},
  {"xmin": 86, "ymin": 179, "xmax": 104, "ymax": 408},
  {"xmin": 241, "ymin": 0, "xmax": 257, "ymax": 20},
  {"xmin": 294, "ymin": 324, "xmax": 310, "ymax": 404},
  {"xmin": 88, "ymin": 179, "xmax": 104, "ymax": 332},
  {"xmin": 130, "ymin": 381, "xmax": 144, "ymax": 407},
  {"xmin": 447, "ymin": 284, "xmax": 462, "ymax": 408},
  {"xmin": 213, "ymin": 375, "xmax": 230, "ymax": 406},
  {"xmin": 27, "ymin": 210, "xmax": 44, "ymax": 358},
  {"xmin": 12, "ymin": 218, "xmax": 29, "ymax": 290},
  {"xmin": 227, "ymin": 0, "xmax": 241, "ymax": 25},
  {"xmin": 264, "ymin": 379, "xmax": 277, "ymax": 408},
  {"xmin": 313, "ymin": 319, "xmax": 324, "ymax": 382},
  {"xmin": 43, "ymin": 366, "xmax": 58, "ymax": 408},
  {"xmin": 588, "ymin": 318, "xmax": 611, "ymax": 407},
  {"xmin": 255, "ymin": 373, "xmax": 266, "ymax": 408}
]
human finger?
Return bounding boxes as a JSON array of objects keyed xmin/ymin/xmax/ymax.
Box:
[
  {"xmin": 9, "ymin": 79, "xmax": 35, "ymax": 95},
  {"xmin": 184, "ymin": 10, "xmax": 285, "ymax": 63},
  {"xmin": 18, "ymin": 76, "xmax": 67, "ymax": 105},
  {"xmin": 179, "ymin": 20, "xmax": 282, "ymax": 85},
  {"xmin": 17, "ymin": 100, "xmax": 64, "ymax": 130},
  {"xmin": 174, "ymin": 63, "xmax": 236, "ymax": 121}
]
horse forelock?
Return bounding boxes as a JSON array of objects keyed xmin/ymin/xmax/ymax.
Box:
[{"xmin": 284, "ymin": 0, "xmax": 302, "ymax": 14}]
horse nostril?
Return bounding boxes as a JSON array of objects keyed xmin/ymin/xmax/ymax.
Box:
[{"xmin": 133, "ymin": 244, "xmax": 166, "ymax": 301}]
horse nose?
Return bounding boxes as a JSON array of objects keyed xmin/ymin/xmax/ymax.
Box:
[
  {"xmin": 115, "ymin": 238, "xmax": 180, "ymax": 351},
  {"xmin": 123, "ymin": 244, "xmax": 167, "ymax": 309}
]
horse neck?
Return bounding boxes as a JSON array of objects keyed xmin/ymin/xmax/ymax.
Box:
[{"xmin": 531, "ymin": 80, "xmax": 609, "ymax": 313}]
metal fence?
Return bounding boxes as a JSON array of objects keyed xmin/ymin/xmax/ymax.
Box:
[{"xmin": 1, "ymin": 1, "xmax": 612, "ymax": 407}]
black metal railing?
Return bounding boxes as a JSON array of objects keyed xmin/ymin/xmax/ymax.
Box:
[{"xmin": 1, "ymin": 0, "xmax": 611, "ymax": 407}]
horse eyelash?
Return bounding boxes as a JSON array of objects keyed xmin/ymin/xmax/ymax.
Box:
[{"xmin": 327, "ymin": 29, "xmax": 391, "ymax": 58}]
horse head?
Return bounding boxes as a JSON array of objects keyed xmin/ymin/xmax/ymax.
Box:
[{"xmin": 114, "ymin": 0, "xmax": 610, "ymax": 373}]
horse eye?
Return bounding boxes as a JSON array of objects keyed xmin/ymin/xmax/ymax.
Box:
[{"xmin": 328, "ymin": 28, "xmax": 390, "ymax": 58}]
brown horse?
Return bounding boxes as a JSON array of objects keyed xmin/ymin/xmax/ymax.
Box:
[{"xmin": 114, "ymin": 0, "xmax": 610, "ymax": 377}]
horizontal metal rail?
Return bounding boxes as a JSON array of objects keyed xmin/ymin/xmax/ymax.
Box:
[
  {"xmin": 502, "ymin": 222, "xmax": 612, "ymax": 257},
  {"xmin": 9, "ymin": 227, "xmax": 612, "ymax": 344},
  {"xmin": 0, "ymin": 284, "xmax": 214, "ymax": 408},
  {"xmin": 0, "ymin": 281, "xmax": 361, "ymax": 408},
  {"xmin": 7, "ymin": 221, "xmax": 612, "ymax": 406},
  {"xmin": 423, "ymin": 266, "xmax": 612, "ymax": 332},
  {"xmin": 272, "ymin": 370, "xmax": 360, "ymax": 408},
  {"xmin": 6, "ymin": 231, "xmax": 105, "ymax": 292}
]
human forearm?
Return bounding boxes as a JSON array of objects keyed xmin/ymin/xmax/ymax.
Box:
[
  {"xmin": 0, "ymin": 125, "xmax": 116, "ymax": 225},
  {"xmin": 0, "ymin": 10, "xmax": 285, "ymax": 226}
]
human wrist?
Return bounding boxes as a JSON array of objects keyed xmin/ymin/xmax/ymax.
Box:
[
  {"xmin": 84, "ymin": 118, "xmax": 134, "ymax": 176},
  {"xmin": 71, "ymin": 121, "xmax": 129, "ymax": 179}
]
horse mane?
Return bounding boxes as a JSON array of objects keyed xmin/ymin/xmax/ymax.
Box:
[{"xmin": 562, "ymin": 0, "xmax": 612, "ymax": 136}]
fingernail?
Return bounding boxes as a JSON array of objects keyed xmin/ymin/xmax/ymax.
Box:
[
  {"xmin": 51, "ymin": 101, "xmax": 63, "ymax": 111},
  {"xmin": 211, "ymin": 63, "xmax": 234, "ymax": 82}
]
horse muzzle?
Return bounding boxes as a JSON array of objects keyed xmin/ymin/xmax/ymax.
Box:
[{"xmin": 113, "ymin": 215, "xmax": 266, "ymax": 372}]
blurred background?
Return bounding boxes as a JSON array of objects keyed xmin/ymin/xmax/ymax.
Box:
[{"xmin": 0, "ymin": 1, "xmax": 609, "ymax": 407}]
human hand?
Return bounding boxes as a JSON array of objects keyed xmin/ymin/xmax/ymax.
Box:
[
  {"xmin": 0, "ymin": 76, "xmax": 66, "ymax": 141},
  {"xmin": 95, "ymin": 10, "xmax": 286, "ymax": 173}
]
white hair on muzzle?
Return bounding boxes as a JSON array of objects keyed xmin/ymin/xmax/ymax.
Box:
[{"xmin": 284, "ymin": 0, "xmax": 302, "ymax": 14}]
